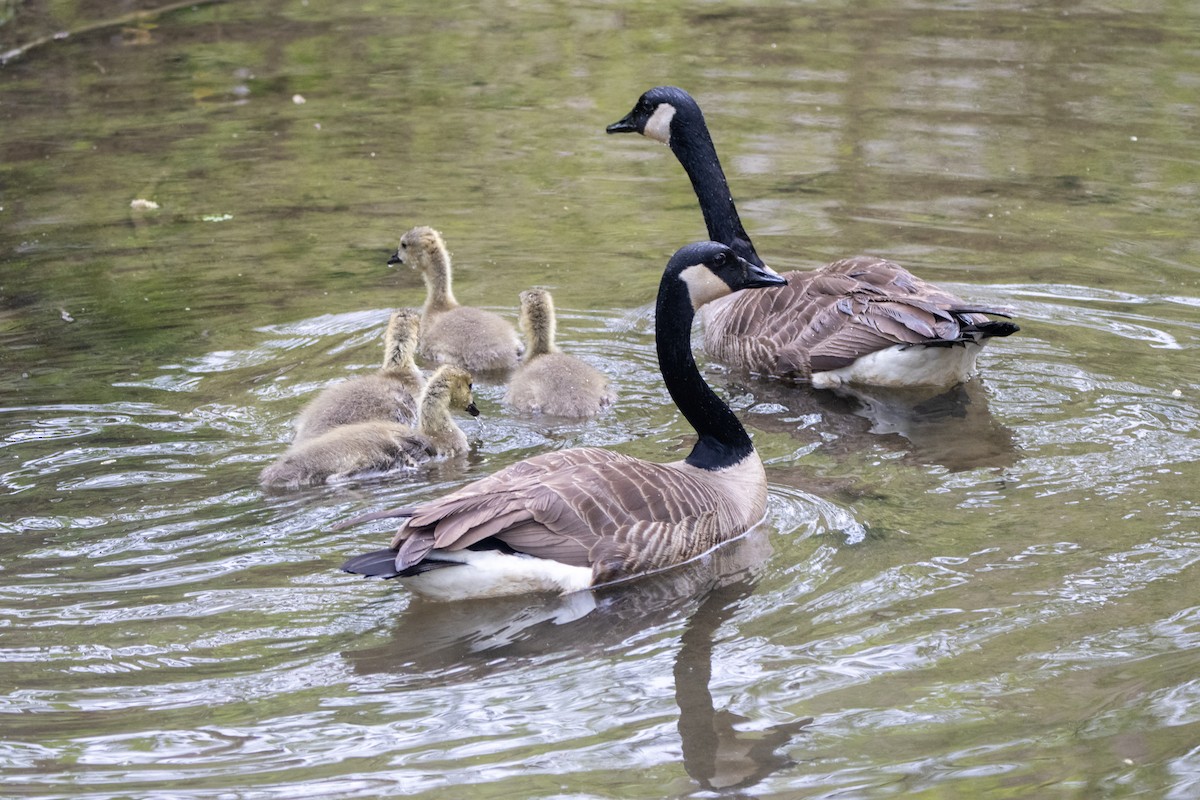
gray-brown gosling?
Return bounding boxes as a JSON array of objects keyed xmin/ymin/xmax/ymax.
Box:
[
  {"xmin": 293, "ymin": 309, "xmax": 425, "ymax": 444},
  {"xmin": 390, "ymin": 226, "xmax": 522, "ymax": 373},
  {"xmin": 260, "ymin": 365, "xmax": 479, "ymax": 488},
  {"xmin": 505, "ymin": 288, "xmax": 616, "ymax": 418}
]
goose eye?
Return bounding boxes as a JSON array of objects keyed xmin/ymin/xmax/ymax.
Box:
[{"xmin": 713, "ymin": 252, "xmax": 727, "ymax": 267}]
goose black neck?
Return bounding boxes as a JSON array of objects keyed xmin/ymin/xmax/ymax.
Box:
[
  {"xmin": 670, "ymin": 115, "xmax": 765, "ymax": 269},
  {"xmin": 656, "ymin": 275, "xmax": 754, "ymax": 471}
]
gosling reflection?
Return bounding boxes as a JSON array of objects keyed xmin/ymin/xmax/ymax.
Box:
[{"xmin": 342, "ymin": 527, "xmax": 809, "ymax": 791}]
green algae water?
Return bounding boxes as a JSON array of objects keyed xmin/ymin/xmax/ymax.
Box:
[{"xmin": 2, "ymin": 1, "xmax": 1199, "ymax": 797}]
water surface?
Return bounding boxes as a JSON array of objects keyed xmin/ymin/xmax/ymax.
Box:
[{"xmin": 2, "ymin": 1, "xmax": 1199, "ymax": 797}]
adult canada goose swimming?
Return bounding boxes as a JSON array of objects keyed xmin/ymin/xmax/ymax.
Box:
[
  {"xmin": 340, "ymin": 241, "xmax": 786, "ymax": 600},
  {"xmin": 607, "ymin": 86, "xmax": 1019, "ymax": 390},
  {"xmin": 293, "ymin": 309, "xmax": 425, "ymax": 443},
  {"xmin": 505, "ymin": 287, "xmax": 617, "ymax": 418},
  {"xmin": 260, "ymin": 365, "xmax": 478, "ymax": 488},
  {"xmin": 391, "ymin": 226, "xmax": 522, "ymax": 373}
]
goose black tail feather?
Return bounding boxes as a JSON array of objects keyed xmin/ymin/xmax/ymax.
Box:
[
  {"xmin": 341, "ymin": 548, "xmax": 467, "ymax": 579},
  {"xmin": 969, "ymin": 320, "xmax": 1020, "ymax": 338},
  {"xmin": 341, "ymin": 548, "xmax": 404, "ymax": 578},
  {"xmin": 341, "ymin": 538, "xmax": 529, "ymax": 580}
]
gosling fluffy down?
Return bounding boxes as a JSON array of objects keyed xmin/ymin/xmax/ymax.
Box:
[
  {"xmin": 293, "ymin": 310, "xmax": 425, "ymax": 443},
  {"xmin": 505, "ymin": 288, "xmax": 616, "ymax": 418},
  {"xmin": 260, "ymin": 365, "xmax": 478, "ymax": 488},
  {"xmin": 391, "ymin": 226, "xmax": 521, "ymax": 373}
]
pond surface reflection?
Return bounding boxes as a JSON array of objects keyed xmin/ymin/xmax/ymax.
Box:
[{"xmin": 2, "ymin": 1, "xmax": 1199, "ymax": 797}]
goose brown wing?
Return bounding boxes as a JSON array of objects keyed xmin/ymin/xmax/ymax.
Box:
[
  {"xmin": 704, "ymin": 257, "xmax": 1016, "ymax": 379},
  {"xmin": 783, "ymin": 294, "xmax": 968, "ymax": 374},
  {"xmin": 701, "ymin": 271, "xmax": 840, "ymax": 374},
  {"xmin": 824, "ymin": 256, "xmax": 1017, "ymax": 327},
  {"xmin": 389, "ymin": 447, "xmax": 755, "ymax": 582},
  {"xmin": 589, "ymin": 510, "xmax": 727, "ymax": 585},
  {"xmin": 703, "ymin": 269, "xmax": 868, "ymax": 377}
]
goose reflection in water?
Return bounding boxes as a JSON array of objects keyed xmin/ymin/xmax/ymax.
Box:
[
  {"xmin": 672, "ymin": 577, "xmax": 814, "ymax": 791},
  {"xmin": 342, "ymin": 526, "xmax": 812, "ymax": 792},
  {"xmin": 726, "ymin": 375, "xmax": 1019, "ymax": 473}
]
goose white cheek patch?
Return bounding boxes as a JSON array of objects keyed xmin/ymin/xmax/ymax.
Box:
[
  {"xmin": 679, "ymin": 264, "xmax": 732, "ymax": 309},
  {"xmin": 644, "ymin": 103, "xmax": 676, "ymax": 144}
]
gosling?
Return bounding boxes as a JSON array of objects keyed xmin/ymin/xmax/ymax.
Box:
[
  {"xmin": 260, "ymin": 365, "xmax": 479, "ymax": 488},
  {"xmin": 293, "ymin": 310, "xmax": 425, "ymax": 443},
  {"xmin": 505, "ymin": 288, "xmax": 616, "ymax": 418},
  {"xmin": 391, "ymin": 226, "xmax": 521, "ymax": 373}
]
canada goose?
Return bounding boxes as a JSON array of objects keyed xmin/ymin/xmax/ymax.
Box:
[
  {"xmin": 607, "ymin": 86, "xmax": 1019, "ymax": 390},
  {"xmin": 391, "ymin": 226, "xmax": 522, "ymax": 373},
  {"xmin": 260, "ymin": 365, "xmax": 479, "ymax": 488},
  {"xmin": 505, "ymin": 287, "xmax": 617, "ymax": 418},
  {"xmin": 293, "ymin": 310, "xmax": 425, "ymax": 443},
  {"xmin": 340, "ymin": 241, "xmax": 786, "ymax": 600}
]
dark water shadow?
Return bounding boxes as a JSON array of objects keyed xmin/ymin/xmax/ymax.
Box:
[
  {"xmin": 838, "ymin": 381, "xmax": 1019, "ymax": 471},
  {"xmin": 342, "ymin": 528, "xmax": 811, "ymax": 792},
  {"xmin": 726, "ymin": 374, "xmax": 1018, "ymax": 472},
  {"xmin": 672, "ymin": 577, "xmax": 814, "ymax": 793}
]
